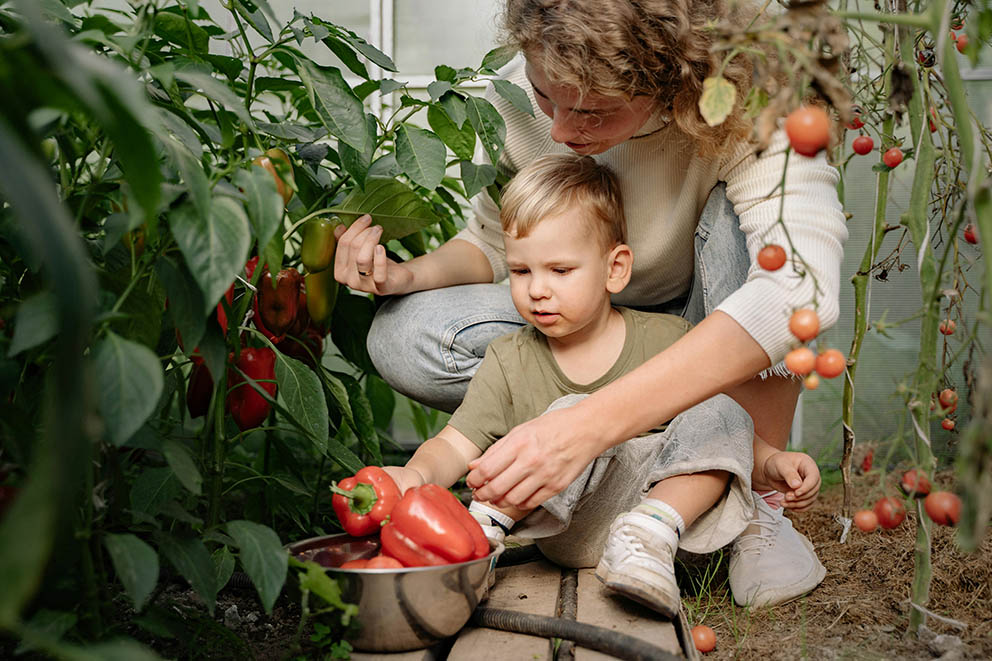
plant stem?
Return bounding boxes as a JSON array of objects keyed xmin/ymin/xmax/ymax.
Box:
[
  {"xmin": 832, "ymin": 9, "xmax": 931, "ymax": 29},
  {"xmin": 207, "ymin": 367, "xmax": 227, "ymax": 529}
]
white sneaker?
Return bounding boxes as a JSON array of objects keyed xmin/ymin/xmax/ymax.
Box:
[
  {"xmin": 595, "ymin": 511, "xmax": 681, "ymax": 618},
  {"xmin": 729, "ymin": 494, "xmax": 826, "ymax": 607}
]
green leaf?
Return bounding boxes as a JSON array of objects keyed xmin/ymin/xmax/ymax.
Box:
[
  {"xmin": 465, "ymin": 96, "xmax": 506, "ymax": 167},
  {"xmin": 394, "ymin": 124, "xmax": 446, "ymax": 191},
  {"xmin": 332, "ymin": 25, "xmax": 396, "ymax": 72},
  {"xmin": 204, "ymin": 54, "xmax": 243, "ymax": 81},
  {"xmin": 492, "ymin": 79, "xmax": 534, "ymax": 117},
  {"xmin": 158, "ymin": 534, "xmax": 217, "ymax": 615},
  {"xmin": 334, "ymin": 177, "xmax": 440, "ymax": 243},
  {"xmin": 213, "ymin": 546, "xmax": 236, "ymax": 593},
  {"xmin": 325, "ymin": 427, "xmax": 363, "ymax": 475},
  {"xmin": 332, "ymin": 371, "xmax": 380, "ymax": 465},
  {"xmin": 427, "ymin": 80, "xmax": 453, "ymax": 101},
  {"xmin": 174, "ymin": 70, "xmax": 256, "ymax": 129},
  {"xmin": 226, "ymin": 521, "xmax": 287, "ymax": 614},
  {"xmin": 435, "ymin": 64, "xmax": 457, "ymax": 82},
  {"xmin": 275, "ymin": 354, "xmax": 329, "ymax": 453},
  {"xmin": 234, "ymin": 167, "xmax": 283, "ymax": 250},
  {"xmin": 440, "ymin": 92, "xmax": 468, "ymax": 130},
  {"xmin": 319, "ymin": 34, "xmax": 369, "ymax": 80},
  {"xmin": 233, "ymin": 0, "xmax": 273, "ymax": 42},
  {"xmin": 297, "ymin": 561, "xmax": 358, "ymax": 625},
  {"xmin": 94, "ymin": 332, "xmax": 164, "ymax": 446},
  {"xmin": 160, "ymin": 133, "xmax": 211, "ymax": 219},
  {"xmin": 170, "ymin": 198, "xmax": 251, "ymax": 315},
  {"xmin": 102, "ymin": 269, "xmax": 166, "ymax": 351},
  {"xmin": 297, "ymin": 60, "xmax": 366, "ymax": 152},
  {"xmin": 154, "ymin": 13, "xmax": 209, "ymax": 53},
  {"xmin": 130, "ymin": 467, "xmax": 183, "ymax": 519},
  {"xmin": 428, "ymin": 105, "xmax": 475, "ymax": 161},
  {"xmin": 339, "ymin": 114, "xmax": 377, "ymax": 190},
  {"xmin": 698, "ymin": 76, "xmax": 736, "ymax": 128},
  {"xmin": 8, "ymin": 290, "xmax": 58, "ymax": 356},
  {"xmin": 104, "ymin": 533, "xmax": 159, "ymax": 612},
  {"xmin": 481, "ymin": 45, "xmax": 518, "ymax": 72},
  {"xmin": 743, "ymin": 86, "xmax": 769, "ymax": 119},
  {"xmin": 162, "ymin": 438, "xmax": 203, "ymax": 496},
  {"xmin": 154, "ymin": 257, "xmax": 205, "ymax": 356},
  {"xmin": 261, "ymin": 230, "xmax": 284, "ymax": 276},
  {"xmin": 16, "ymin": 609, "xmax": 77, "ymax": 655},
  {"xmin": 364, "ymin": 374, "xmax": 396, "ymax": 429},
  {"xmin": 460, "ymin": 160, "xmax": 498, "ymax": 200}
]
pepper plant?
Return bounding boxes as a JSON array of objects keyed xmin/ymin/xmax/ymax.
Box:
[{"xmin": 0, "ymin": 0, "xmax": 525, "ymax": 655}]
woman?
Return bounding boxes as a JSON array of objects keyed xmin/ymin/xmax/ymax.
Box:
[{"xmin": 333, "ymin": 0, "xmax": 846, "ymax": 607}]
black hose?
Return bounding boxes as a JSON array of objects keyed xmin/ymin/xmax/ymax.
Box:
[{"xmin": 471, "ymin": 607, "xmax": 683, "ymax": 661}]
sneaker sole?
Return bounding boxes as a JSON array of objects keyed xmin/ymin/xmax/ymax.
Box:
[
  {"xmin": 594, "ymin": 564, "xmax": 680, "ymax": 619},
  {"xmin": 735, "ymin": 532, "xmax": 827, "ymax": 608}
]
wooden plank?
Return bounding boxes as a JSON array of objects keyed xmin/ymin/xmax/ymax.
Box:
[
  {"xmin": 447, "ymin": 559, "xmax": 563, "ymax": 661},
  {"xmin": 573, "ymin": 568, "xmax": 684, "ymax": 660}
]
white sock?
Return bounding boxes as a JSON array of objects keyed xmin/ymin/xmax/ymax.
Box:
[
  {"xmin": 469, "ymin": 501, "xmax": 515, "ymax": 535},
  {"xmin": 634, "ymin": 498, "xmax": 685, "ymax": 539}
]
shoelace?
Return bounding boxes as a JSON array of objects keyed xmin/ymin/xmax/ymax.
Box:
[{"xmin": 733, "ymin": 503, "xmax": 783, "ymax": 555}]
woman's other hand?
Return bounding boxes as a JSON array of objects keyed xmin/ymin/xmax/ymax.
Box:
[{"xmin": 333, "ymin": 214, "xmax": 414, "ymax": 295}]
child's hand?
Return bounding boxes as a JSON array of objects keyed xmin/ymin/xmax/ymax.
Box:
[
  {"xmin": 382, "ymin": 466, "xmax": 426, "ymax": 495},
  {"xmin": 759, "ymin": 451, "xmax": 821, "ymax": 511}
]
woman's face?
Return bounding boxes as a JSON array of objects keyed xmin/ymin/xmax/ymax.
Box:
[{"xmin": 525, "ymin": 59, "xmax": 656, "ymax": 155}]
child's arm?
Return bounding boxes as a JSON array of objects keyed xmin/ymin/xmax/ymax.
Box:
[
  {"xmin": 752, "ymin": 434, "xmax": 821, "ymax": 511},
  {"xmin": 383, "ymin": 425, "xmax": 483, "ymax": 494}
]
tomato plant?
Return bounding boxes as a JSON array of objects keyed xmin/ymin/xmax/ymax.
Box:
[
  {"xmin": 873, "ymin": 497, "xmax": 907, "ymax": 530},
  {"xmin": 785, "ymin": 106, "xmax": 831, "ymax": 156},
  {"xmin": 852, "ymin": 135, "xmax": 874, "ymax": 155},
  {"xmin": 789, "ymin": 309, "xmax": 820, "ymax": 342},
  {"xmin": 757, "ymin": 244, "xmax": 787, "ymax": 270},
  {"xmin": 924, "ymin": 492, "xmax": 961, "ymax": 526}
]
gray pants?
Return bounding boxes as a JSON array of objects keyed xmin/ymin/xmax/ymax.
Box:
[{"xmin": 515, "ymin": 393, "xmax": 756, "ymax": 569}]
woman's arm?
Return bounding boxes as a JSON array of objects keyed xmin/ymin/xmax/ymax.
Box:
[{"xmin": 466, "ymin": 311, "xmax": 772, "ymax": 508}]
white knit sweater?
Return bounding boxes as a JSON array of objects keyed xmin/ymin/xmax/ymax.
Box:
[{"xmin": 454, "ymin": 58, "xmax": 849, "ymax": 364}]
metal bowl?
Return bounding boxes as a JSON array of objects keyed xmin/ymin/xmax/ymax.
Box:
[{"xmin": 287, "ymin": 533, "xmax": 502, "ymax": 652}]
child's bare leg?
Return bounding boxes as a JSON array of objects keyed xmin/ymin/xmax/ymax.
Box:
[{"xmin": 642, "ymin": 470, "xmax": 731, "ymax": 532}]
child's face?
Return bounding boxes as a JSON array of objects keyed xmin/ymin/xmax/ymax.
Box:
[{"xmin": 505, "ymin": 208, "xmax": 621, "ymax": 342}]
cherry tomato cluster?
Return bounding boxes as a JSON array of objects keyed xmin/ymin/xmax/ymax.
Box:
[
  {"xmin": 844, "ymin": 107, "xmax": 907, "ymax": 169},
  {"xmin": 779, "ymin": 307, "xmax": 848, "ymax": 387},
  {"xmin": 854, "ymin": 470, "xmax": 962, "ymax": 532},
  {"xmin": 931, "ymin": 387, "xmax": 959, "ymax": 431}
]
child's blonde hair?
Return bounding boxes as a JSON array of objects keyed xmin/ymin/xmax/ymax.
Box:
[{"xmin": 500, "ymin": 153, "xmax": 626, "ymax": 249}]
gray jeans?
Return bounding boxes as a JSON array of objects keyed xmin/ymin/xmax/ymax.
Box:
[
  {"xmin": 521, "ymin": 393, "xmax": 755, "ymax": 568},
  {"xmin": 367, "ymin": 183, "xmax": 750, "ymax": 412}
]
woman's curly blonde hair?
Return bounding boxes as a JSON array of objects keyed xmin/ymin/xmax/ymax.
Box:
[{"xmin": 501, "ymin": 0, "xmax": 759, "ymax": 155}]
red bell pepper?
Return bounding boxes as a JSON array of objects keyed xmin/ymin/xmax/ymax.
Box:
[
  {"xmin": 257, "ymin": 268, "xmax": 303, "ymax": 338},
  {"xmin": 186, "ymin": 357, "xmax": 214, "ymax": 418},
  {"xmin": 217, "ymin": 257, "xmax": 259, "ymax": 335},
  {"xmin": 226, "ymin": 347, "xmax": 277, "ymax": 431},
  {"xmin": 380, "ymin": 484, "xmax": 489, "ymax": 567},
  {"xmin": 330, "ymin": 466, "xmax": 402, "ymax": 537}
]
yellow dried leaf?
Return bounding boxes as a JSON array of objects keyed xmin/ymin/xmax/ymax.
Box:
[{"xmin": 699, "ymin": 76, "xmax": 737, "ymax": 127}]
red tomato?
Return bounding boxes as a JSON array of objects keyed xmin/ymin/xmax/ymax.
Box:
[
  {"xmin": 900, "ymin": 469, "xmax": 932, "ymax": 497},
  {"xmin": 785, "ymin": 106, "xmax": 831, "ymax": 157},
  {"xmin": 956, "ymin": 34, "xmax": 969, "ymax": 53},
  {"xmin": 691, "ymin": 625, "xmax": 716, "ymax": 653},
  {"xmin": 929, "ymin": 107, "xmax": 939, "ymax": 133},
  {"xmin": 815, "ymin": 349, "xmax": 846, "ymax": 378},
  {"xmin": 939, "ymin": 319, "xmax": 956, "ymax": 336},
  {"xmin": 873, "ymin": 496, "xmax": 906, "ymax": 529},
  {"xmin": 367, "ymin": 555, "xmax": 404, "ymax": 569},
  {"xmin": 785, "ymin": 347, "xmax": 816, "ymax": 376},
  {"xmin": 883, "ymin": 147, "xmax": 904, "ymax": 168},
  {"xmin": 339, "ymin": 558, "xmax": 370, "ymax": 569},
  {"xmin": 924, "ymin": 491, "xmax": 961, "ymax": 526},
  {"xmin": 964, "ymin": 224, "xmax": 978, "ymax": 245},
  {"xmin": 853, "ymin": 509, "xmax": 878, "ymax": 532},
  {"xmin": 941, "ymin": 418, "xmax": 956, "ymax": 431},
  {"xmin": 861, "ymin": 449, "xmax": 874, "ymax": 473},
  {"xmin": 803, "ymin": 373, "xmax": 820, "ymax": 390},
  {"xmin": 757, "ymin": 244, "xmax": 787, "ymax": 271},
  {"xmin": 852, "ymin": 135, "xmax": 874, "ymax": 155},
  {"xmin": 846, "ymin": 108, "xmax": 865, "ymax": 130},
  {"xmin": 789, "ymin": 308, "xmax": 821, "ymax": 342},
  {"xmin": 939, "ymin": 388, "xmax": 958, "ymax": 410}
]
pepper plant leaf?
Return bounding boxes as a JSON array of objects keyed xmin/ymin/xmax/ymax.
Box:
[
  {"xmin": 104, "ymin": 533, "xmax": 159, "ymax": 612},
  {"xmin": 275, "ymin": 353, "xmax": 329, "ymax": 454},
  {"xmin": 428, "ymin": 104, "xmax": 475, "ymax": 161},
  {"xmin": 226, "ymin": 521, "xmax": 287, "ymax": 614},
  {"xmin": 394, "ymin": 124, "xmax": 446, "ymax": 191},
  {"xmin": 157, "ymin": 534, "xmax": 217, "ymax": 616},
  {"xmin": 297, "ymin": 59, "xmax": 367, "ymax": 152},
  {"xmin": 332, "ymin": 177, "xmax": 440, "ymax": 243},
  {"xmin": 234, "ymin": 166, "xmax": 283, "ymax": 251},
  {"xmin": 464, "ymin": 95, "xmax": 506, "ymax": 167},
  {"xmin": 94, "ymin": 331, "xmax": 164, "ymax": 447}
]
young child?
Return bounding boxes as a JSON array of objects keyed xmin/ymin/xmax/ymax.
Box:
[{"xmin": 384, "ymin": 153, "xmax": 821, "ymax": 617}]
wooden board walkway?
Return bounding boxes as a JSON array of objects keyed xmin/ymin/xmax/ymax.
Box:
[{"xmin": 350, "ymin": 549, "xmax": 698, "ymax": 661}]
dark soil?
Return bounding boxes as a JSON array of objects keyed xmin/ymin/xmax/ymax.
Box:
[{"xmin": 679, "ymin": 468, "xmax": 992, "ymax": 660}]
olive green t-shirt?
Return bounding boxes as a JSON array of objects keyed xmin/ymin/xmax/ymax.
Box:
[{"xmin": 448, "ymin": 307, "xmax": 692, "ymax": 452}]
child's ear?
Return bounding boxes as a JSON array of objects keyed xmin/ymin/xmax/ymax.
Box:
[{"xmin": 606, "ymin": 243, "xmax": 633, "ymax": 294}]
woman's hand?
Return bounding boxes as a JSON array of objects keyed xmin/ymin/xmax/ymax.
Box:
[
  {"xmin": 757, "ymin": 451, "xmax": 821, "ymax": 511},
  {"xmin": 333, "ymin": 215, "xmax": 414, "ymax": 295},
  {"xmin": 382, "ymin": 465, "xmax": 426, "ymax": 495},
  {"xmin": 465, "ymin": 407, "xmax": 602, "ymax": 510}
]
